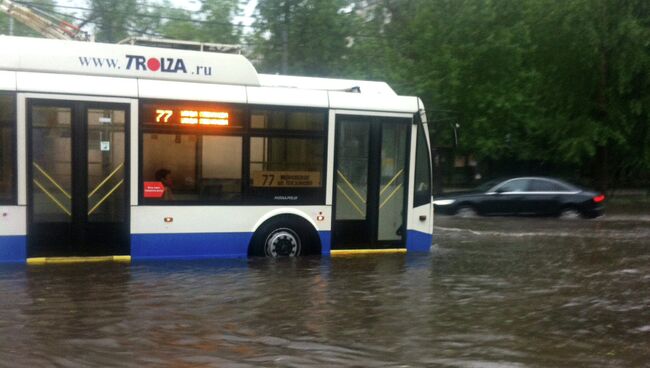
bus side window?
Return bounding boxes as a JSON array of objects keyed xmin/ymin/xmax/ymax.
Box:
[{"xmin": 248, "ymin": 108, "xmax": 326, "ymax": 203}]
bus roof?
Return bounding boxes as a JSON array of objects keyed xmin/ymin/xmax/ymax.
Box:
[
  {"xmin": 0, "ymin": 36, "xmax": 397, "ymax": 96},
  {"xmin": 258, "ymin": 74, "xmax": 397, "ymax": 96},
  {"xmin": 0, "ymin": 35, "xmax": 260, "ymax": 86}
]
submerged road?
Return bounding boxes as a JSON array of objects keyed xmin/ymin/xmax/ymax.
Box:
[{"xmin": 0, "ymin": 214, "xmax": 649, "ymax": 367}]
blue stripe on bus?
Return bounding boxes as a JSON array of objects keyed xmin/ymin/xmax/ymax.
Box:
[
  {"xmin": 406, "ymin": 230, "xmax": 433, "ymax": 252},
  {"xmin": 131, "ymin": 232, "xmax": 254, "ymax": 260},
  {"xmin": 132, "ymin": 231, "xmax": 333, "ymax": 260},
  {"xmin": 0, "ymin": 236, "xmax": 27, "ymax": 263},
  {"xmin": 319, "ymin": 231, "xmax": 331, "ymax": 255}
]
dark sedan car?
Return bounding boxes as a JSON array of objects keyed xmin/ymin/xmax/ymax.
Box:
[{"xmin": 434, "ymin": 177, "xmax": 605, "ymax": 218}]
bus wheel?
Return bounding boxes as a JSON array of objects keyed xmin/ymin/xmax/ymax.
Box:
[
  {"xmin": 250, "ymin": 215, "xmax": 319, "ymax": 257},
  {"xmin": 264, "ymin": 228, "xmax": 301, "ymax": 257}
]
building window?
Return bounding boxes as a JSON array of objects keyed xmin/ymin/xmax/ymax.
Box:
[{"xmin": 0, "ymin": 94, "xmax": 15, "ymax": 204}]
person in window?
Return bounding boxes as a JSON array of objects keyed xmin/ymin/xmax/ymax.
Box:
[{"xmin": 155, "ymin": 168, "xmax": 174, "ymax": 200}]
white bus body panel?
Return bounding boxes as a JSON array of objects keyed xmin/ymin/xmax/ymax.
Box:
[
  {"xmin": 17, "ymin": 72, "xmax": 138, "ymax": 97},
  {"xmin": 326, "ymin": 110, "xmax": 337, "ymax": 205},
  {"xmin": 0, "ymin": 36, "xmax": 260, "ymax": 86},
  {"xmin": 0, "ymin": 71, "xmax": 16, "ymax": 90},
  {"xmin": 130, "ymin": 101, "xmax": 139, "ymax": 206},
  {"xmin": 0, "ymin": 206, "xmax": 26, "ymax": 236},
  {"xmin": 131, "ymin": 205, "xmax": 331, "ymax": 234},
  {"xmin": 138, "ymin": 80, "xmax": 247, "ymax": 104},
  {"xmin": 258, "ymin": 74, "xmax": 397, "ymax": 95},
  {"xmin": 328, "ymin": 92, "xmax": 419, "ymax": 113},
  {"xmin": 247, "ymin": 86, "xmax": 328, "ymax": 108}
]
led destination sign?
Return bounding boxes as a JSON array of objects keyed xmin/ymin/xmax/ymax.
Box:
[
  {"xmin": 156, "ymin": 109, "xmax": 229, "ymax": 126},
  {"xmin": 143, "ymin": 103, "xmax": 242, "ymax": 127}
]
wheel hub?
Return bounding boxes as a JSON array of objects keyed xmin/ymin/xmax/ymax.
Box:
[{"xmin": 265, "ymin": 229, "xmax": 300, "ymax": 257}]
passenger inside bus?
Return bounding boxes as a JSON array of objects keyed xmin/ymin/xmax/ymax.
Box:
[{"xmin": 155, "ymin": 168, "xmax": 174, "ymax": 200}]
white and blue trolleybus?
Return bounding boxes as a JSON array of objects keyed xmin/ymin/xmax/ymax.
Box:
[{"xmin": 0, "ymin": 36, "xmax": 433, "ymax": 263}]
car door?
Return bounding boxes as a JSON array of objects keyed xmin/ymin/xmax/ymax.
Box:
[{"xmin": 481, "ymin": 178, "xmax": 529, "ymax": 215}]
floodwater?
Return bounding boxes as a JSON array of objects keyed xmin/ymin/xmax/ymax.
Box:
[{"xmin": 1, "ymin": 215, "xmax": 649, "ymax": 367}]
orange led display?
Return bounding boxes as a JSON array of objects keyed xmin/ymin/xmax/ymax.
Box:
[
  {"xmin": 199, "ymin": 111, "xmax": 228, "ymax": 119},
  {"xmin": 151, "ymin": 107, "xmax": 230, "ymax": 126},
  {"xmin": 199, "ymin": 118, "xmax": 228, "ymax": 125},
  {"xmin": 199, "ymin": 111, "xmax": 229, "ymax": 125},
  {"xmin": 155, "ymin": 109, "xmax": 173, "ymax": 123}
]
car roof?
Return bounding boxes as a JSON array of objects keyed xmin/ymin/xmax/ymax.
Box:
[{"xmin": 492, "ymin": 177, "xmax": 580, "ymax": 190}]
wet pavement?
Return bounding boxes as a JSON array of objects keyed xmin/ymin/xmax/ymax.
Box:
[{"xmin": 1, "ymin": 214, "xmax": 649, "ymax": 367}]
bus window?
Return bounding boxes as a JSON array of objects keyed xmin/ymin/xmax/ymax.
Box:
[
  {"xmin": 142, "ymin": 133, "xmax": 243, "ymax": 202},
  {"xmin": 0, "ymin": 94, "xmax": 15, "ymax": 203},
  {"xmin": 248, "ymin": 107, "xmax": 326, "ymax": 203},
  {"xmin": 201, "ymin": 135, "xmax": 243, "ymax": 200},
  {"xmin": 141, "ymin": 100, "xmax": 245, "ymax": 203},
  {"xmin": 249, "ymin": 137, "xmax": 324, "ymax": 190},
  {"xmin": 251, "ymin": 109, "xmax": 324, "ymax": 131}
]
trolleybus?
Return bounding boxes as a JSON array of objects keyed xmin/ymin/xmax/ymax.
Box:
[{"xmin": 0, "ymin": 36, "xmax": 433, "ymax": 263}]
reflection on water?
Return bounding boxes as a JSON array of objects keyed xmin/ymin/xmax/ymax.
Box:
[{"xmin": 1, "ymin": 217, "xmax": 649, "ymax": 367}]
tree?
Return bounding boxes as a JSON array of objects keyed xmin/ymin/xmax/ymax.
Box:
[
  {"xmin": 524, "ymin": 0, "xmax": 650, "ymax": 189},
  {"xmin": 249, "ymin": 0, "xmax": 356, "ymax": 76},
  {"xmin": 132, "ymin": 0, "xmax": 242, "ymax": 44},
  {"xmin": 345, "ymin": 0, "xmax": 650, "ymax": 190},
  {"xmin": 199, "ymin": 0, "xmax": 243, "ymax": 44},
  {"xmin": 86, "ymin": 0, "xmax": 138, "ymax": 42}
]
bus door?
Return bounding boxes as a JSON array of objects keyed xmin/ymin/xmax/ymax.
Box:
[
  {"xmin": 332, "ymin": 115, "xmax": 410, "ymax": 249},
  {"xmin": 27, "ymin": 100, "xmax": 129, "ymax": 257}
]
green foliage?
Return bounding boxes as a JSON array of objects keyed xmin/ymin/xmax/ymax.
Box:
[
  {"xmin": 248, "ymin": 0, "xmax": 355, "ymax": 76},
  {"xmin": 87, "ymin": 0, "xmax": 138, "ymax": 42},
  {"xmin": 340, "ymin": 0, "xmax": 650, "ymax": 189},
  {"xmin": 199, "ymin": 0, "xmax": 242, "ymax": 44}
]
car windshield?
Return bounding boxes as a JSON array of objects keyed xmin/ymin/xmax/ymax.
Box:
[{"xmin": 474, "ymin": 179, "xmax": 502, "ymax": 192}]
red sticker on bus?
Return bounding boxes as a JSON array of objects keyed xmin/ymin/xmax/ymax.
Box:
[{"xmin": 143, "ymin": 182, "xmax": 165, "ymax": 198}]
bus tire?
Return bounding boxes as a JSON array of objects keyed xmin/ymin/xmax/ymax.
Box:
[{"xmin": 249, "ymin": 215, "xmax": 320, "ymax": 257}]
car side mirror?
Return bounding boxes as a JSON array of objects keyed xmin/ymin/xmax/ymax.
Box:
[{"xmin": 495, "ymin": 188, "xmax": 506, "ymax": 194}]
